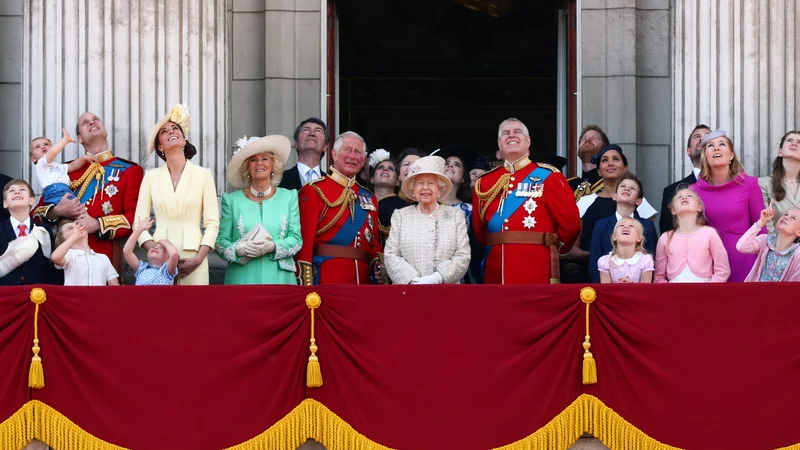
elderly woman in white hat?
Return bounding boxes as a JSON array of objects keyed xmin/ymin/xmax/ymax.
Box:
[
  {"xmin": 215, "ymin": 135, "xmax": 302, "ymax": 285},
  {"xmin": 384, "ymin": 155, "xmax": 470, "ymax": 284},
  {"xmin": 134, "ymin": 104, "xmax": 219, "ymax": 285}
]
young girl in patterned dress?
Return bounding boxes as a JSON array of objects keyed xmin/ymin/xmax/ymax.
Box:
[
  {"xmin": 124, "ymin": 217, "xmax": 179, "ymax": 285},
  {"xmin": 597, "ymin": 217, "xmax": 654, "ymax": 283},
  {"xmin": 736, "ymin": 202, "xmax": 800, "ymax": 282}
]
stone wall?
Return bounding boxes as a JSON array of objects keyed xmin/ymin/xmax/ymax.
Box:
[
  {"xmin": 0, "ymin": 1, "xmax": 22, "ymax": 178},
  {"xmin": 230, "ymin": 0, "xmax": 324, "ymax": 176},
  {"xmin": 581, "ymin": 0, "xmax": 672, "ymax": 229}
]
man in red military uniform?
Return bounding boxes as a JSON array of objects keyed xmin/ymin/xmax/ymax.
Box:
[
  {"xmin": 33, "ymin": 112, "xmax": 144, "ymax": 274},
  {"xmin": 473, "ymin": 118, "xmax": 580, "ymax": 284},
  {"xmin": 296, "ymin": 131, "xmax": 383, "ymax": 285}
]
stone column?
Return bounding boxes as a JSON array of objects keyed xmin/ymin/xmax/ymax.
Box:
[
  {"xmin": 672, "ymin": 0, "xmax": 799, "ymax": 178},
  {"xmin": 231, "ymin": 0, "xmax": 323, "ymax": 170},
  {"xmin": 581, "ymin": 0, "xmax": 672, "ymax": 221},
  {"xmin": 0, "ymin": 0, "xmax": 22, "ymax": 178}
]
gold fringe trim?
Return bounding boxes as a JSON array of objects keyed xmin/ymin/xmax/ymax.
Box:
[
  {"xmin": 30, "ymin": 401, "xmax": 128, "ymax": 450},
  {"xmin": 494, "ymin": 394, "xmax": 681, "ymax": 450},
  {"xmin": 0, "ymin": 402, "xmax": 34, "ymax": 450},
  {"xmin": 0, "ymin": 401, "xmax": 127, "ymax": 450},
  {"xmin": 226, "ymin": 399, "xmax": 392, "ymax": 450}
]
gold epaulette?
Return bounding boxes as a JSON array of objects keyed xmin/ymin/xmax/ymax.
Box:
[
  {"xmin": 589, "ymin": 179, "xmax": 604, "ymax": 193},
  {"xmin": 536, "ymin": 162, "xmax": 561, "ymax": 173}
]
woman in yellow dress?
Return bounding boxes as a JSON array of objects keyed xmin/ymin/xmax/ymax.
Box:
[{"xmin": 133, "ymin": 104, "xmax": 219, "ymax": 285}]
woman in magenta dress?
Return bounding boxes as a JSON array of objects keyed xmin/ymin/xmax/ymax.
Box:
[{"xmin": 691, "ymin": 130, "xmax": 766, "ymax": 281}]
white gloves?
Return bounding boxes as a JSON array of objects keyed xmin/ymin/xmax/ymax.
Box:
[
  {"xmin": 236, "ymin": 241, "xmax": 258, "ymax": 257},
  {"xmin": 251, "ymin": 239, "xmax": 276, "ymax": 256},
  {"xmin": 410, "ymin": 272, "xmax": 443, "ymax": 285},
  {"xmin": 236, "ymin": 239, "xmax": 275, "ymax": 258}
]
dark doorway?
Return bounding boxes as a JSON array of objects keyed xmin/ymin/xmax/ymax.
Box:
[{"xmin": 332, "ymin": 0, "xmax": 573, "ymax": 170}]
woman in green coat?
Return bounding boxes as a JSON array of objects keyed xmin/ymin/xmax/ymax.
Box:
[{"xmin": 216, "ymin": 135, "xmax": 302, "ymax": 284}]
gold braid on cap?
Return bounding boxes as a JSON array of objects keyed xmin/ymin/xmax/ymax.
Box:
[
  {"xmin": 474, "ymin": 173, "xmax": 511, "ymax": 223},
  {"xmin": 312, "ymin": 184, "xmax": 357, "ymax": 235}
]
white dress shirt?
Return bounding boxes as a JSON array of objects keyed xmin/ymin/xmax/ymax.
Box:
[
  {"xmin": 56, "ymin": 248, "xmax": 119, "ymax": 286},
  {"xmin": 34, "ymin": 157, "xmax": 71, "ymax": 188},
  {"xmin": 10, "ymin": 216, "xmax": 31, "ymax": 238},
  {"xmin": 296, "ymin": 162, "xmax": 321, "ymax": 184}
]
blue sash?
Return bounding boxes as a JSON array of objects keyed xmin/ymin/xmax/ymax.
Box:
[
  {"xmin": 487, "ymin": 167, "xmax": 551, "ymax": 234},
  {"xmin": 77, "ymin": 159, "xmax": 134, "ymax": 204},
  {"xmin": 312, "ymin": 185, "xmax": 371, "ymax": 284}
]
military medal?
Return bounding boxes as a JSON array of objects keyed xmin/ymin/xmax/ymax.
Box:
[
  {"xmin": 364, "ymin": 228, "xmax": 373, "ymax": 243},
  {"xmin": 367, "ymin": 215, "xmax": 374, "ymax": 230},
  {"xmin": 108, "ymin": 169, "xmax": 121, "ymax": 182},
  {"xmin": 523, "ymin": 216, "xmax": 536, "ymax": 229},
  {"xmin": 101, "ymin": 201, "xmax": 113, "ymax": 215},
  {"xmin": 104, "ymin": 184, "xmax": 118, "ymax": 198},
  {"xmin": 532, "ymin": 184, "xmax": 544, "ymax": 198},
  {"xmin": 523, "ymin": 198, "xmax": 538, "ymax": 214}
]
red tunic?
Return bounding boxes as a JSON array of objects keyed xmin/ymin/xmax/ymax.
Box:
[
  {"xmin": 296, "ymin": 170, "xmax": 382, "ymax": 285},
  {"xmin": 472, "ymin": 157, "xmax": 580, "ymax": 284},
  {"xmin": 33, "ymin": 151, "xmax": 144, "ymax": 272}
]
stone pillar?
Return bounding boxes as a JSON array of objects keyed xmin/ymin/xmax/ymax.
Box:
[
  {"xmin": 672, "ymin": 0, "xmax": 799, "ymax": 179},
  {"xmin": 0, "ymin": 0, "xmax": 22, "ymax": 178},
  {"xmin": 581, "ymin": 0, "xmax": 672, "ymax": 222},
  {"xmin": 21, "ymin": 0, "xmax": 229, "ymax": 191},
  {"xmin": 231, "ymin": 0, "xmax": 323, "ymax": 170}
]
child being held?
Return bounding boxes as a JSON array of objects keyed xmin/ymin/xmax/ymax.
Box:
[
  {"xmin": 736, "ymin": 201, "xmax": 800, "ymax": 282},
  {"xmin": 597, "ymin": 217, "xmax": 654, "ymax": 283},
  {"xmin": 30, "ymin": 128, "xmax": 96, "ymax": 205},
  {"xmin": 124, "ymin": 217, "xmax": 179, "ymax": 285},
  {"xmin": 654, "ymin": 186, "xmax": 730, "ymax": 282},
  {"xmin": 51, "ymin": 220, "xmax": 119, "ymax": 286}
]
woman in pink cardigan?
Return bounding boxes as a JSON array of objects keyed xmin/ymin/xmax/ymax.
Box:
[
  {"xmin": 736, "ymin": 202, "xmax": 800, "ymax": 282},
  {"xmin": 655, "ymin": 187, "xmax": 730, "ymax": 282}
]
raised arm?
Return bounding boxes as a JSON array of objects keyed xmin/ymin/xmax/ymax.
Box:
[
  {"xmin": 51, "ymin": 223, "xmax": 86, "ymax": 267},
  {"xmin": 747, "ymin": 176, "xmax": 767, "ymax": 235},
  {"xmin": 124, "ymin": 217, "xmax": 153, "ymax": 271},
  {"xmin": 160, "ymin": 238, "xmax": 180, "ymax": 275},
  {"xmin": 46, "ymin": 128, "xmax": 75, "ymax": 165},
  {"xmin": 736, "ymin": 201, "xmax": 773, "ymax": 255}
]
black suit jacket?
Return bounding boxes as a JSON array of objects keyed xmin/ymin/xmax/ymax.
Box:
[
  {"xmin": 279, "ymin": 166, "xmax": 303, "ymax": 191},
  {"xmin": 0, "ymin": 173, "xmax": 12, "ymax": 222},
  {"xmin": 0, "ymin": 220, "xmax": 63, "ymax": 286},
  {"xmin": 659, "ymin": 172, "xmax": 697, "ymax": 234}
]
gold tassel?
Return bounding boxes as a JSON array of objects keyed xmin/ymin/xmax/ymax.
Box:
[
  {"xmin": 29, "ymin": 288, "xmax": 47, "ymax": 389},
  {"xmin": 580, "ymin": 287, "xmax": 597, "ymax": 385},
  {"xmin": 306, "ymin": 292, "xmax": 323, "ymax": 388}
]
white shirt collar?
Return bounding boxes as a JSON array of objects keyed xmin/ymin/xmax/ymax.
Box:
[
  {"xmin": 615, "ymin": 210, "xmax": 635, "ymax": 222},
  {"xmin": 692, "ymin": 167, "xmax": 701, "ymax": 179},
  {"xmin": 296, "ymin": 162, "xmax": 320, "ymax": 180},
  {"xmin": 610, "ymin": 251, "xmax": 643, "ymax": 266},
  {"xmin": 10, "ymin": 216, "xmax": 31, "ymax": 236}
]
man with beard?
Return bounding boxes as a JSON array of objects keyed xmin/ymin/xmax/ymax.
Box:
[
  {"xmin": 296, "ymin": 131, "xmax": 383, "ymax": 285},
  {"xmin": 659, "ymin": 124, "xmax": 711, "ymax": 233},
  {"xmin": 280, "ymin": 118, "xmax": 330, "ymax": 190},
  {"xmin": 568, "ymin": 125, "xmax": 609, "ymax": 201}
]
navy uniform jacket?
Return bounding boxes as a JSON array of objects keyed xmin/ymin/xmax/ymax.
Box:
[
  {"xmin": 0, "ymin": 220, "xmax": 63, "ymax": 286},
  {"xmin": 588, "ymin": 213, "xmax": 658, "ymax": 283}
]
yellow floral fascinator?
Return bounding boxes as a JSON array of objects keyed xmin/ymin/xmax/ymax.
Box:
[{"xmin": 146, "ymin": 103, "xmax": 191, "ymax": 157}]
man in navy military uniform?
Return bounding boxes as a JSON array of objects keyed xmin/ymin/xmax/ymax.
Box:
[{"xmin": 568, "ymin": 125, "xmax": 609, "ymax": 201}]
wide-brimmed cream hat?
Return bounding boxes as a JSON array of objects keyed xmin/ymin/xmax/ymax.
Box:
[
  {"xmin": 147, "ymin": 103, "xmax": 191, "ymax": 157},
  {"xmin": 226, "ymin": 135, "xmax": 291, "ymax": 189},
  {"xmin": 400, "ymin": 155, "xmax": 452, "ymax": 200}
]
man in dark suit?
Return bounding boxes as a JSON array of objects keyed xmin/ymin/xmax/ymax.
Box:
[
  {"xmin": 1, "ymin": 179, "xmax": 62, "ymax": 285},
  {"xmin": 568, "ymin": 125, "xmax": 609, "ymax": 202},
  {"xmin": 279, "ymin": 118, "xmax": 330, "ymax": 190},
  {"xmin": 0, "ymin": 173, "xmax": 12, "ymax": 221},
  {"xmin": 659, "ymin": 124, "xmax": 711, "ymax": 234}
]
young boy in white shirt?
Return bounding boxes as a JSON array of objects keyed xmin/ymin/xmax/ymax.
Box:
[
  {"xmin": 51, "ymin": 220, "xmax": 119, "ymax": 286},
  {"xmin": 30, "ymin": 128, "xmax": 96, "ymax": 205}
]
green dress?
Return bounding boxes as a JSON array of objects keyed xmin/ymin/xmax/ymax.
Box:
[{"xmin": 215, "ymin": 188, "xmax": 302, "ymax": 285}]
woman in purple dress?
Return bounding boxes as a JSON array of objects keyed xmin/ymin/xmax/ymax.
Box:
[{"xmin": 691, "ymin": 130, "xmax": 766, "ymax": 282}]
